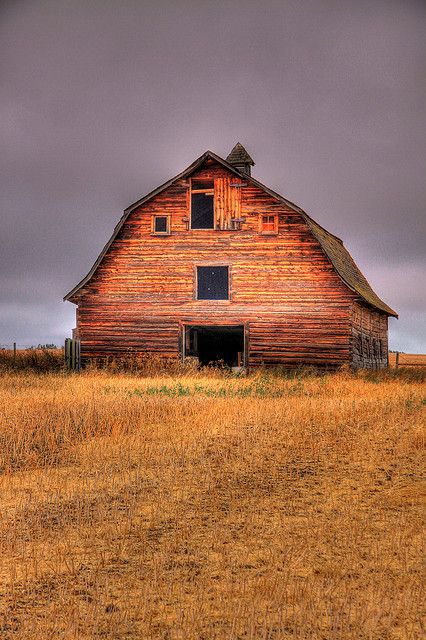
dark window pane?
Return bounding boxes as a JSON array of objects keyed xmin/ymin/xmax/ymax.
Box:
[
  {"xmin": 191, "ymin": 193, "xmax": 214, "ymax": 229},
  {"xmin": 197, "ymin": 266, "xmax": 229, "ymax": 300},
  {"xmin": 154, "ymin": 216, "xmax": 168, "ymax": 233},
  {"xmin": 191, "ymin": 179, "xmax": 213, "ymax": 191}
]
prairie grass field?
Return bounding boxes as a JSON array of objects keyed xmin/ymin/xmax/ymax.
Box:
[{"xmin": 0, "ymin": 364, "xmax": 424, "ymax": 639}]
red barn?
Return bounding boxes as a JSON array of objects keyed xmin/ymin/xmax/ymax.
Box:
[{"xmin": 64, "ymin": 144, "xmax": 397, "ymax": 369}]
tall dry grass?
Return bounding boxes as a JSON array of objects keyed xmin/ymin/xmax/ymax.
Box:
[
  {"xmin": 0, "ymin": 369, "xmax": 424, "ymax": 639},
  {"xmin": 0, "ymin": 348, "xmax": 64, "ymax": 372}
]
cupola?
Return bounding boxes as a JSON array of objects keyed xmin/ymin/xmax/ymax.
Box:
[{"xmin": 226, "ymin": 142, "xmax": 255, "ymax": 176}]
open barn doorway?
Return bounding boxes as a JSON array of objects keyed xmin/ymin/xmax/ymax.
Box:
[{"xmin": 184, "ymin": 325, "xmax": 245, "ymax": 368}]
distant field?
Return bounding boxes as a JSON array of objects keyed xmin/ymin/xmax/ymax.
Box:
[
  {"xmin": 389, "ymin": 352, "xmax": 426, "ymax": 367},
  {"xmin": 0, "ymin": 369, "xmax": 424, "ymax": 639}
]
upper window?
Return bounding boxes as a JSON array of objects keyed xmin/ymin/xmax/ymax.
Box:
[
  {"xmin": 197, "ymin": 266, "xmax": 229, "ymax": 300},
  {"xmin": 259, "ymin": 214, "xmax": 278, "ymax": 234},
  {"xmin": 152, "ymin": 215, "xmax": 170, "ymax": 235},
  {"xmin": 191, "ymin": 180, "xmax": 214, "ymax": 229}
]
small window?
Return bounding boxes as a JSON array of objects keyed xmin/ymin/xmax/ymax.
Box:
[
  {"xmin": 259, "ymin": 214, "xmax": 278, "ymax": 234},
  {"xmin": 197, "ymin": 266, "xmax": 229, "ymax": 300},
  {"xmin": 191, "ymin": 180, "xmax": 214, "ymax": 229},
  {"xmin": 152, "ymin": 215, "xmax": 170, "ymax": 235}
]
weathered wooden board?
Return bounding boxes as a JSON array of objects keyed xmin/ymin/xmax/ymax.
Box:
[{"xmin": 351, "ymin": 301, "xmax": 388, "ymax": 369}]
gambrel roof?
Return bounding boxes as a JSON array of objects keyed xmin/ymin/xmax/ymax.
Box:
[{"xmin": 64, "ymin": 150, "xmax": 397, "ymax": 317}]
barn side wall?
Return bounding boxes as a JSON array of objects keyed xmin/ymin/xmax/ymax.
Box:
[
  {"xmin": 72, "ymin": 161, "xmax": 358, "ymax": 368},
  {"xmin": 351, "ymin": 301, "xmax": 388, "ymax": 369}
]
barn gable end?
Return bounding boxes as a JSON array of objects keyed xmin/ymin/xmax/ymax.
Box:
[{"xmin": 65, "ymin": 147, "xmax": 396, "ymax": 369}]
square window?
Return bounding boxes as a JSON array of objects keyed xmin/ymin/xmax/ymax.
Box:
[
  {"xmin": 191, "ymin": 180, "xmax": 214, "ymax": 229},
  {"xmin": 153, "ymin": 215, "xmax": 170, "ymax": 234},
  {"xmin": 197, "ymin": 266, "xmax": 229, "ymax": 300},
  {"xmin": 259, "ymin": 214, "xmax": 278, "ymax": 234}
]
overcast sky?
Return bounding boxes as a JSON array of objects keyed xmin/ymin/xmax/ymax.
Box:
[{"xmin": 1, "ymin": 0, "xmax": 425, "ymax": 351}]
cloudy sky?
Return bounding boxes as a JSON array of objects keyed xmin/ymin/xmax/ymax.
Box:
[{"xmin": 1, "ymin": 0, "xmax": 425, "ymax": 350}]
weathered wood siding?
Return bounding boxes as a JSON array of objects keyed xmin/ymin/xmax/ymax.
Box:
[
  {"xmin": 351, "ymin": 301, "xmax": 388, "ymax": 369},
  {"xmin": 71, "ymin": 160, "xmax": 380, "ymax": 368},
  {"xmin": 214, "ymin": 175, "xmax": 242, "ymax": 229}
]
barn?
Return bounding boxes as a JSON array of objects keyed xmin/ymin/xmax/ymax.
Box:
[{"xmin": 64, "ymin": 143, "xmax": 397, "ymax": 370}]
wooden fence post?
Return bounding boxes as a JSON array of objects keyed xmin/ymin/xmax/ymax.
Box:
[
  {"xmin": 13, "ymin": 342, "xmax": 16, "ymax": 362},
  {"xmin": 65, "ymin": 338, "xmax": 70, "ymax": 369},
  {"xmin": 65, "ymin": 338, "xmax": 81, "ymax": 371},
  {"xmin": 395, "ymin": 351, "xmax": 399, "ymax": 368}
]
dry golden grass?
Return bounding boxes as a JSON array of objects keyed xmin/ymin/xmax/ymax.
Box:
[
  {"xmin": 0, "ymin": 368, "xmax": 424, "ymax": 639},
  {"xmin": 0, "ymin": 348, "xmax": 64, "ymax": 373},
  {"xmin": 389, "ymin": 353, "xmax": 426, "ymax": 368}
]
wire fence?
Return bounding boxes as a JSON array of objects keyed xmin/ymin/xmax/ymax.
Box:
[
  {"xmin": 0, "ymin": 343, "xmax": 60, "ymax": 350},
  {"xmin": 0, "ymin": 343, "xmax": 65, "ymax": 372},
  {"xmin": 388, "ymin": 352, "xmax": 426, "ymax": 368}
]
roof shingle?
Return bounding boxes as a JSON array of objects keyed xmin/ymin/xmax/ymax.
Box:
[{"xmin": 226, "ymin": 142, "xmax": 255, "ymax": 166}]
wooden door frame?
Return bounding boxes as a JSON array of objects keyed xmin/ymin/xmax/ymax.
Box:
[{"xmin": 180, "ymin": 322, "xmax": 248, "ymax": 367}]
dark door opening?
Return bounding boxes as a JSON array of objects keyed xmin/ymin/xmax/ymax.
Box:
[{"xmin": 185, "ymin": 325, "xmax": 245, "ymax": 368}]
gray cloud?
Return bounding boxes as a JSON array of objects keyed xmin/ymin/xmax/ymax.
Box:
[{"xmin": 1, "ymin": 0, "xmax": 425, "ymax": 350}]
